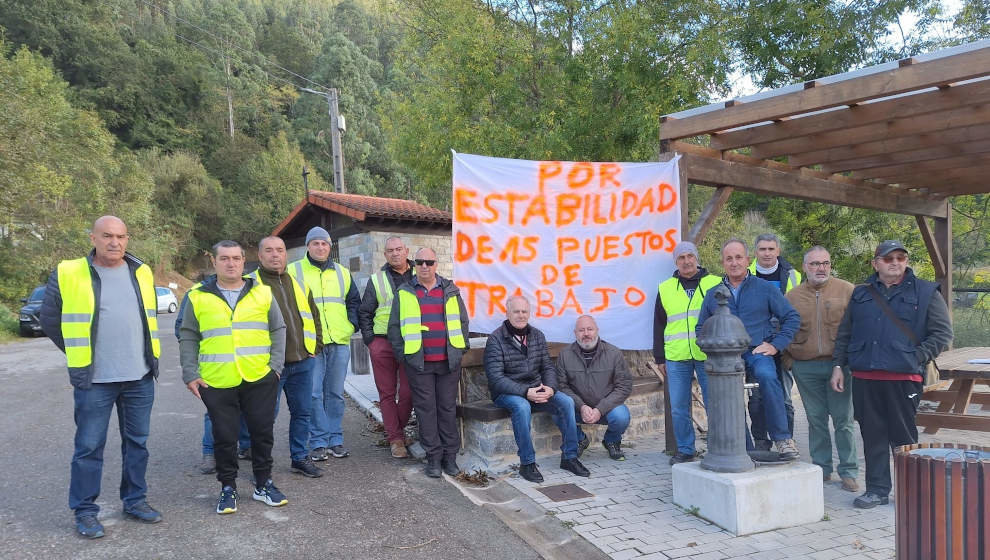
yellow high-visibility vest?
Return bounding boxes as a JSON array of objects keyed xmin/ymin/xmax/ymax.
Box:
[
  {"xmin": 290, "ymin": 258, "xmax": 354, "ymax": 344},
  {"xmin": 659, "ymin": 274, "xmax": 720, "ymax": 361},
  {"xmin": 748, "ymin": 262, "xmax": 801, "ymax": 293},
  {"xmin": 370, "ymin": 268, "xmax": 415, "ymax": 336},
  {"xmin": 396, "ymin": 287, "xmax": 465, "ymax": 355},
  {"xmin": 57, "ymin": 257, "xmax": 160, "ymax": 367},
  {"xmin": 247, "ymin": 269, "xmax": 317, "ymax": 354},
  {"xmin": 188, "ymin": 282, "xmax": 273, "ymax": 388}
]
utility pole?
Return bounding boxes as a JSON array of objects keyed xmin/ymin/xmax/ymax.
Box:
[
  {"xmin": 302, "ymin": 165, "xmax": 310, "ymax": 200},
  {"xmin": 300, "ymin": 87, "xmax": 346, "ymax": 194}
]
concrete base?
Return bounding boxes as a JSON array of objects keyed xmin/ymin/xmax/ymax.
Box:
[{"xmin": 672, "ymin": 461, "xmax": 824, "ymax": 536}]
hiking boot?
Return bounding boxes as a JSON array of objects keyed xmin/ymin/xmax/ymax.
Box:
[
  {"xmin": 200, "ymin": 453, "xmax": 216, "ymax": 475},
  {"xmin": 123, "ymin": 502, "xmax": 162, "ymax": 523},
  {"xmin": 560, "ymin": 457, "xmax": 590, "ymax": 477},
  {"xmin": 853, "ymin": 492, "xmax": 888, "ymax": 509},
  {"xmin": 577, "ymin": 434, "xmax": 590, "ymax": 457},
  {"xmin": 329, "ymin": 445, "xmax": 350, "ymax": 458},
  {"xmin": 518, "ymin": 462, "xmax": 544, "ymax": 483},
  {"xmin": 290, "ymin": 458, "xmax": 324, "ymax": 478},
  {"xmin": 216, "ymin": 486, "xmax": 237, "ymax": 515},
  {"xmin": 310, "ymin": 447, "xmax": 329, "ymax": 462},
  {"xmin": 603, "ymin": 440, "xmax": 626, "ymax": 461},
  {"xmin": 774, "ymin": 439, "xmax": 799, "ymax": 460},
  {"xmin": 425, "ymin": 460, "xmax": 442, "ymax": 478},
  {"xmin": 390, "ymin": 441, "xmax": 409, "ymax": 459},
  {"xmin": 841, "ymin": 477, "xmax": 861, "ymax": 492},
  {"xmin": 441, "ymin": 457, "xmax": 460, "ymax": 476},
  {"xmin": 669, "ymin": 452, "xmax": 695, "ymax": 465},
  {"xmin": 75, "ymin": 515, "xmax": 104, "ymax": 539},
  {"xmin": 754, "ymin": 439, "xmax": 772, "ymax": 452},
  {"xmin": 253, "ymin": 479, "xmax": 288, "ymax": 507},
  {"xmin": 237, "ymin": 447, "xmax": 252, "ymax": 461}
]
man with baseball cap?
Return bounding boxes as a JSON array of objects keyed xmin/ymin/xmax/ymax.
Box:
[
  {"xmin": 653, "ymin": 241, "xmax": 720, "ymax": 464},
  {"xmin": 832, "ymin": 240, "xmax": 952, "ymax": 509}
]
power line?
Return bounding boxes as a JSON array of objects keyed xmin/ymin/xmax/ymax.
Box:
[{"xmin": 130, "ymin": 0, "xmax": 334, "ymax": 93}]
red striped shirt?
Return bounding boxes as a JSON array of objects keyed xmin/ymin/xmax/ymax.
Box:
[
  {"xmin": 416, "ymin": 285, "xmax": 447, "ymax": 362},
  {"xmin": 852, "ymin": 370, "xmax": 923, "ymax": 383}
]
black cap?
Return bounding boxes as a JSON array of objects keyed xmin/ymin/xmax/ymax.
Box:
[{"xmin": 874, "ymin": 240, "xmax": 908, "ymax": 257}]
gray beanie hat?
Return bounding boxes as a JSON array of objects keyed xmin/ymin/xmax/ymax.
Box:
[
  {"xmin": 672, "ymin": 241, "xmax": 699, "ymax": 260},
  {"xmin": 306, "ymin": 226, "xmax": 331, "ymax": 246}
]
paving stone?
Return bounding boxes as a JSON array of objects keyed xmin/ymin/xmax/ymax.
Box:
[{"xmin": 610, "ymin": 549, "xmax": 642, "ymax": 560}]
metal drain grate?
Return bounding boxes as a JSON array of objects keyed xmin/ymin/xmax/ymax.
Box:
[{"xmin": 535, "ymin": 483, "xmax": 594, "ymax": 502}]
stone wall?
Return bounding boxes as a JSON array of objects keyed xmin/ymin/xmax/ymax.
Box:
[{"xmin": 337, "ymin": 231, "xmax": 453, "ymax": 278}]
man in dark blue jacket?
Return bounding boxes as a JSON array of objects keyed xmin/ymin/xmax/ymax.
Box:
[
  {"xmin": 831, "ymin": 240, "xmax": 951, "ymax": 509},
  {"xmin": 697, "ymin": 238, "xmax": 802, "ymax": 460},
  {"xmin": 485, "ymin": 296, "xmax": 589, "ymax": 483}
]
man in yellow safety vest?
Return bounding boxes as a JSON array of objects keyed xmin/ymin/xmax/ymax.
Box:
[
  {"xmin": 179, "ymin": 240, "xmax": 288, "ymax": 515},
  {"xmin": 358, "ymin": 236, "xmax": 416, "ymax": 458},
  {"xmin": 40, "ymin": 216, "xmax": 163, "ymax": 538}
]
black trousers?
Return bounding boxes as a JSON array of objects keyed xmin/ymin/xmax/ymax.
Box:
[
  {"xmin": 853, "ymin": 377, "xmax": 922, "ymax": 497},
  {"xmin": 748, "ymin": 356, "xmax": 795, "ymax": 443},
  {"xmin": 201, "ymin": 371, "xmax": 279, "ymax": 489},
  {"xmin": 407, "ymin": 361, "xmax": 460, "ymax": 462}
]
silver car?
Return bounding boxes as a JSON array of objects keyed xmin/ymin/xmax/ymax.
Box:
[{"xmin": 156, "ymin": 286, "xmax": 178, "ymax": 313}]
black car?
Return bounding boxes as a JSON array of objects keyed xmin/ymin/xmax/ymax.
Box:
[{"xmin": 18, "ymin": 285, "xmax": 45, "ymax": 337}]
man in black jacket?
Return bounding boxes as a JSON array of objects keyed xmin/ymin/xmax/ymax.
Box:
[{"xmin": 484, "ymin": 296, "xmax": 589, "ymax": 483}]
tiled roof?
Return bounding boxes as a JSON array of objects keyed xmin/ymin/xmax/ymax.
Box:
[{"xmin": 308, "ymin": 191, "xmax": 451, "ymax": 223}]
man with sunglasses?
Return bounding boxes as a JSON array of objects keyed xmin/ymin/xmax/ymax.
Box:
[
  {"xmin": 387, "ymin": 248, "xmax": 469, "ymax": 478},
  {"xmin": 832, "ymin": 240, "xmax": 952, "ymax": 509},
  {"xmin": 784, "ymin": 246, "xmax": 858, "ymax": 492}
]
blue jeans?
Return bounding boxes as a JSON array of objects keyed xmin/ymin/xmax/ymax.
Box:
[
  {"xmin": 666, "ymin": 359, "xmax": 709, "ymax": 455},
  {"xmin": 276, "ymin": 358, "xmax": 315, "ymax": 461},
  {"xmin": 202, "ymin": 413, "xmax": 250, "ymax": 454},
  {"xmin": 743, "ymin": 350, "xmax": 791, "ymax": 441},
  {"xmin": 70, "ymin": 374, "xmax": 154, "ymax": 517},
  {"xmin": 578, "ymin": 404, "xmax": 631, "ymax": 444},
  {"xmin": 310, "ymin": 343, "xmax": 350, "ymax": 449},
  {"xmin": 493, "ymin": 391, "xmax": 579, "ymax": 465}
]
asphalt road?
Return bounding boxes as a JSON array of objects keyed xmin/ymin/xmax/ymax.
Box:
[{"xmin": 0, "ymin": 314, "xmax": 539, "ymax": 560}]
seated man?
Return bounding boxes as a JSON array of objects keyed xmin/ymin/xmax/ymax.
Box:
[
  {"xmin": 556, "ymin": 315, "xmax": 632, "ymax": 461},
  {"xmin": 484, "ymin": 296, "xmax": 590, "ymax": 482}
]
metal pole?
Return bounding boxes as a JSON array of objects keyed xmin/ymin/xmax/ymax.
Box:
[
  {"xmin": 327, "ymin": 88, "xmax": 345, "ymax": 194},
  {"xmin": 302, "ymin": 165, "xmax": 310, "ymax": 200}
]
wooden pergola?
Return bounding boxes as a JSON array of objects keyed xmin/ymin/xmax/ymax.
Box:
[
  {"xmin": 660, "ymin": 39, "xmax": 990, "ymax": 309},
  {"xmin": 658, "ymin": 39, "xmax": 990, "ymax": 445}
]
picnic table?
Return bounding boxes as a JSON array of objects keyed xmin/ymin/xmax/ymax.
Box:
[{"xmin": 916, "ymin": 347, "xmax": 990, "ymax": 434}]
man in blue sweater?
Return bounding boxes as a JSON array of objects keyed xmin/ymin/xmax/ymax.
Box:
[{"xmin": 697, "ymin": 238, "xmax": 802, "ymax": 460}]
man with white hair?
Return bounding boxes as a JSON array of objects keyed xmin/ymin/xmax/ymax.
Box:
[{"xmin": 556, "ymin": 315, "xmax": 633, "ymax": 461}]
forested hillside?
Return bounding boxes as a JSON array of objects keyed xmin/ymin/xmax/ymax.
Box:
[{"xmin": 1, "ymin": 0, "xmax": 988, "ymax": 309}]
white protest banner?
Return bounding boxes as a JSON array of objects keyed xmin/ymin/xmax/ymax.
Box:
[{"xmin": 452, "ymin": 151, "xmax": 681, "ymax": 349}]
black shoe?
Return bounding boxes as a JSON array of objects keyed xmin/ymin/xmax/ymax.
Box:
[
  {"xmin": 441, "ymin": 457, "xmax": 459, "ymax": 477},
  {"xmin": 669, "ymin": 452, "xmax": 696, "ymax": 465},
  {"xmin": 754, "ymin": 439, "xmax": 772, "ymax": 452},
  {"xmin": 560, "ymin": 457, "xmax": 590, "ymax": 477},
  {"xmin": 425, "ymin": 460, "xmax": 442, "ymax": 478},
  {"xmin": 519, "ymin": 462, "xmax": 544, "ymax": 483},
  {"xmin": 75, "ymin": 515, "xmax": 104, "ymax": 539},
  {"xmin": 577, "ymin": 435, "xmax": 590, "ymax": 457},
  {"xmin": 123, "ymin": 502, "xmax": 162, "ymax": 523},
  {"xmin": 853, "ymin": 492, "xmax": 889, "ymax": 509},
  {"xmin": 329, "ymin": 445, "xmax": 350, "ymax": 458},
  {"xmin": 290, "ymin": 458, "xmax": 324, "ymax": 478},
  {"xmin": 199, "ymin": 453, "xmax": 216, "ymax": 474},
  {"xmin": 310, "ymin": 447, "xmax": 329, "ymax": 462},
  {"xmin": 603, "ymin": 440, "xmax": 626, "ymax": 461},
  {"xmin": 237, "ymin": 447, "xmax": 252, "ymax": 461}
]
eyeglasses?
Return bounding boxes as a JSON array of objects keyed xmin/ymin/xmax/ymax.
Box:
[
  {"xmin": 807, "ymin": 261, "xmax": 831, "ymax": 268},
  {"xmin": 878, "ymin": 254, "xmax": 907, "ymax": 263},
  {"xmin": 414, "ymin": 259, "xmax": 436, "ymax": 266}
]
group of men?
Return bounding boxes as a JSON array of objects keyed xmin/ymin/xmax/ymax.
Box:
[
  {"xmin": 655, "ymin": 235, "xmax": 952, "ymax": 510},
  {"xmin": 41, "ymin": 215, "xmax": 953, "ymax": 540}
]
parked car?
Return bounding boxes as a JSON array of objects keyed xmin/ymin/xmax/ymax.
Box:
[
  {"xmin": 157, "ymin": 286, "xmax": 178, "ymax": 313},
  {"xmin": 18, "ymin": 285, "xmax": 46, "ymax": 337}
]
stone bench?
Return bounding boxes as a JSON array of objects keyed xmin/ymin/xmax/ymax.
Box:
[{"xmin": 455, "ymin": 340, "xmax": 666, "ymax": 473}]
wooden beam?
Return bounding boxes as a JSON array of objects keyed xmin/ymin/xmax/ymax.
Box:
[
  {"xmin": 755, "ymin": 103, "xmax": 990, "ymax": 159},
  {"xmin": 787, "ymin": 123, "xmax": 990, "ymax": 167},
  {"xmin": 888, "ymin": 166, "xmax": 990, "ymax": 187},
  {"xmin": 820, "ymin": 138, "xmax": 990, "ymax": 173},
  {"xmin": 677, "ymin": 152, "xmax": 949, "ymax": 218},
  {"xmin": 915, "ymin": 411, "xmax": 990, "ymax": 432},
  {"xmin": 930, "ymin": 182, "xmax": 990, "ymax": 196},
  {"xmin": 687, "ymin": 186, "xmax": 734, "ymax": 244},
  {"xmin": 660, "ymin": 47, "xmax": 990, "ymax": 140},
  {"xmin": 916, "ymin": 215, "xmax": 947, "ymax": 278},
  {"xmin": 852, "ymin": 153, "xmax": 990, "ymax": 180},
  {"xmin": 935, "ymin": 204, "xmax": 953, "ymax": 317},
  {"xmin": 710, "ymin": 79, "xmax": 990, "ymax": 150}
]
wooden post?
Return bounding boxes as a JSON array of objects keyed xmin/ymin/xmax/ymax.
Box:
[
  {"xmin": 687, "ymin": 186, "xmax": 733, "ymax": 244},
  {"xmin": 934, "ymin": 202, "xmax": 952, "ymax": 321}
]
